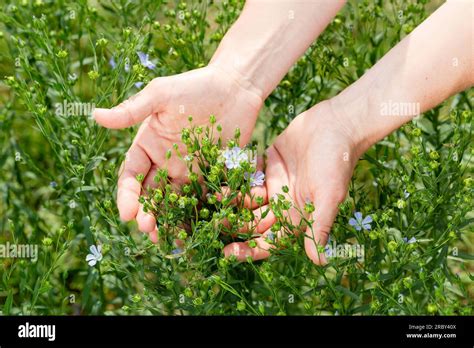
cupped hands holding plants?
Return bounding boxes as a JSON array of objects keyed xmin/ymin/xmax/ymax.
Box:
[{"xmin": 92, "ymin": 0, "xmax": 344, "ymax": 241}]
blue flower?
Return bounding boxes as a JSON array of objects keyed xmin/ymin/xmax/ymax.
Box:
[
  {"xmin": 324, "ymin": 237, "xmax": 333, "ymax": 258},
  {"xmin": 134, "ymin": 82, "xmax": 144, "ymax": 89},
  {"xmin": 110, "ymin": 56, "xmax": 130, "ymax": 72},
  {"xmin": 222, "ymin": 147, "xmax": 248, "ymax": 169},
  {"xmin": 137, "ymin": 51, "xmax": 156, "ymax": 70},
  {"xmin": 245, "ymin": 170, "xmax": 265, "ymax": 187},
  {"xmin": 165, "ymin": 248, "xmax": 184, "ymax": 259},
  {"xmin": 171, "ymin": 248, "xmax": 183, "ymax": 255},
  {"xmin": 349, "ymin": 212, "xmax": 373, "ymax": 231},
  {"xmin": 266, "ymin": 231, "xmax": 275, "ymax": 242},
  {"xmin": 403, "ymin": 237, "xmax": 417, "ymax": 244},
  {"xmin": 109, "ymin": 56, "xmax": 116, "ymax": 69},
  {"xmin": 49, "ymin": 181, "xmax": 58, "ymax": 188}
]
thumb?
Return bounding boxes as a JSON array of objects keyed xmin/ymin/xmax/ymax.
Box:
[
  {"xmin": 304, "ymin": 191, "xmax": 343, "ymax": 265},
  {"xmin": 93, "ymin": 79, "xmax": 161, "ymax": 129}
]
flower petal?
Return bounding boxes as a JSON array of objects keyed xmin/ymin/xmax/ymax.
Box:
[
  {"xmin": 90, "ymin": 245, "xmax": 98, "ymax": 255},
  {"xmin": 146, "ymin": 61, "xmax": 156, "ymax": 70},
  {"xmin": 109, "ymin": 57, "xmax": 116, "ymax": 69},
  {"xmin": 137, "ymin": 51, "xmax": 147, "ymax": 65}
]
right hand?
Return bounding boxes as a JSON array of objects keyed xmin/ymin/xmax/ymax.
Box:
[{"xmin": 93, "ymin": 65, "xmax": 263, "ymax": 241}]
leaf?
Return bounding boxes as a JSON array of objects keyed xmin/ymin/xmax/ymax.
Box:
[
  {"xmin": 335, "ymin": 285, "xmax": 360, "ymax": 302},
  {"xmin": 455, "ymin": 251, "xmax": 474, "ymax": 260},
  {"xmin": 352, "ymin": 304, "xmax": 371, "ymax": 314},
  {"xmin": 4, "ymin": 290, "xmax": 13, "ymax": 315},
  {"xmin": 85, "ymin": 156, "xmax": 107, "ymax": 173},
  {"xmin": 445, "ymin": 284, "xmax": 464, "ymax": 297},
  {"xmin": 75, "ymin": 186, "xmax": 98, "ymax": 193}
]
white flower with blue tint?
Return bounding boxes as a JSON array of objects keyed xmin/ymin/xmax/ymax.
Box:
[
  {"xmin": 266, "ymin": 231, "xmax": 275, "ymax": 242},
  {"xmin": 349, "ymin": 212, "xmax": 373, "ymax": 231},
  {"xmin": 222, "ymin": 147, "xmax": 248, "ymax": 169},
  {"xmin": 109, "ymin": 56, "xmax": 116, "ymax": 69},
  {"xmin": 137, "ymin": 51, "xmax": 156, "ymax": 70},
  {"xmin": 172, "ymin": 248, "xmax": 183, "ymax": 255},
  {"xmin": 165, "ymin": 248, "xmax": 184, "ymax": 259},
  {"xmin": 324, "ymin": 237, "xmax": 333, "ymax": 258},
  {"xmin": 403, "ymin": 237, "xmax": 417, "ymax": 244},
  {"xmin": 86, "ymin": 245, "xmax": 103, "ymax": 267},
  {"xmin": 124, "ymin": 57, "xmax": 130, "ymax": 72},
  {"xmin": 245, "ymin": 170, "xmax": 265, "ymax": 187}
]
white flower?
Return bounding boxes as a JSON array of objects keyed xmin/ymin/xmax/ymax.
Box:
[
  {"xmin": 403, "ymin": 237, "xmax": 417, "ymax": 244},
  {"xmin": 137, "ymin": 51, "xmax": 156, "ymax": 70},
  {"xmin": 245, "ymin": 170, "xmax": 265, "ymax": 187},
  {"xmin": 222, "ymin": 147, "xmax": 248, "ymax": 169},
  {"xmin": 86, "ymin": 245, "xmax": 103, "ymax": 267}
]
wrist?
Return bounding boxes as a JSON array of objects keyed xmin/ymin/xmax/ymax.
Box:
[
  {"xmin": 326, "ymin": 94, "xmax": 373, "ymax": 158},
  {"xmin": 210, "ymin": 0, "xmax": 346, "ymax": 101},
  {"xmin": 207, "ymin": 60, "xmax": 266, "ymax": 104}
]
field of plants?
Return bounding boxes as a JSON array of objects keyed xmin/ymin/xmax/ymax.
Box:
[{"xmin": 0, "ymin": 0, "xmax": 472, "ymax": 316}]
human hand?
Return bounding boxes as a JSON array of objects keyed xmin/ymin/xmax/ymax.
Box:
[
  {"xmin": 224, "ymin": 0, "xmax": 474, "ymax": 263},
  {"xmin": 224, "ymin": 100, "xmax": 366, "ymax": 264},
  {"xmin": 93, "ymin": 65, "xmax": 263, "ymax": 240}
]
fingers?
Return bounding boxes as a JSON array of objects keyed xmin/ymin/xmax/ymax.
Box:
[
  {"xmin": 136, "ymin": 206, "xmax": 156, "ymax": 233},
  {"xmin": 149, "ymin": 228, "xmax": 158, "ymax": 244},
  {"xmin": 93, "ymin": 79, "xmax": 162, "ymax": 129},
  {"xmin": 117, "ymin": 144, "xmax": 151, "ymax": 221},
  {"xmin": 223, "ymin": 230, "xmax": 275, "ymax": 261},
  {"xmin": 239, "ymin": 204, "xmax": 276, "ymax": 234},
  {"xmin": 304, "ymin": 192, "xmax": 342, "ymax": 265}
]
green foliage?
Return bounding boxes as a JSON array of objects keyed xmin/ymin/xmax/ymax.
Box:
[{"xmin": 0, "ymin": 0, "xmax": 472, "ymax": 315}]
